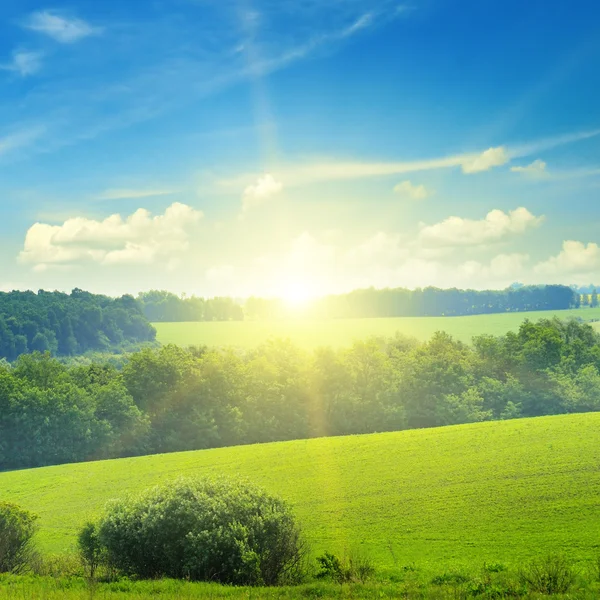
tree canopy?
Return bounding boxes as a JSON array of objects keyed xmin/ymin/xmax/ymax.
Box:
[
  {"xmin": 1, "ymin": 317, "xmax": 600, "ymax": 471},
  {"xmin": 139, "ymin": 285, "xmax": 577, "ymax": 322},
  {"xmin": 0, "ymin": 289, "xmax": 156, "ymax": 361}
]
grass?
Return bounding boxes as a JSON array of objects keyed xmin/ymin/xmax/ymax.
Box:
[
  {"xmin": 153, "ymin": 307, "xmax": 600, "ymax": 349},
  {"xmin": 1, "ymin": 413, "xmax": 600, "ymax": 573},
  {"xmin": 2, "ymin": 573, "xmax": 600, "ymax": 599}
]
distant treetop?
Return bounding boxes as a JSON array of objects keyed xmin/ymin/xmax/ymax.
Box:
[{"xmin": 0, "ymin": 289, "xmax": 156, "ymax": 361}]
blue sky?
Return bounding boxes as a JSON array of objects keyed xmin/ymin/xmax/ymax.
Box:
[{"xmin": 1, "ymin": 0, "xmax": 599, "ymax": 299}]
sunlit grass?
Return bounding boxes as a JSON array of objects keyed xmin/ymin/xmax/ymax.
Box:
[
  {"xmin": 153, "ymin": 307, "xmax": 600, "ymax": 349},
  {"xmin": 1, "ymin": 413, "xmax": 599, "ymax": 571}
]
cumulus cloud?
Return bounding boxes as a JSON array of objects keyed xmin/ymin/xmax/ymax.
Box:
[
  {"xmin": 393, "ymin": 180, "xmax": 430, "ymax": 200},
  {"xmin": 24, "ymin": 11, "xmax": 100, "ymax": 43},
  {"xmin": 535, "ymin": 241, "xmax": 600, "ymax": 276},
  {"xmin": 0, "ymin": 50, "xmax": 43, "ymax": 76},
  {"xmin": 418, "ymin": 207, "xmax": 543, "ymax": 248},
  {"xmin": 460, "ymin": 253, "xmax": 529, "ymax": 281},
  {"xmin": 511, "ymin": 159, "xmax": 547, "ymax": 177},
  {"xmin": 242, "ymin": 174, "xmax": 283, "ymax": 211},
  {"xmin": 461, "ymin": 146, "xmax": 510, "ymax": 174},
  {"xmin": 19, "ymin": 202, "xmax": 202, "ymax": 271}
]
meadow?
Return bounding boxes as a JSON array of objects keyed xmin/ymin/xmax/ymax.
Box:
[
  {"xmin": 153, "ymin": 307, "xmax": 600, "ymax": 349},
  {"xmin": 2, "ymin": 413, "xmax": 600, "ymax": 573}
]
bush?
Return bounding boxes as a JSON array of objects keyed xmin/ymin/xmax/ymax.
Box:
[
  {"xmin": 315, "ymin": 551, "xmax": 375, "ymax": 584},
  {"xmin": 519, "ymin": 554, "xmax": 575, "ymax": 595},
  {"xmin": 88, "ymin": 476, "xmax": 306, "ymax": 585},
  {"xmin": 78, "ymin": 522, "xmax": 105, "ymax": 579},
  {"xmin": 0, "ymin": 502, "xmax": 38, "ymax": 573}
]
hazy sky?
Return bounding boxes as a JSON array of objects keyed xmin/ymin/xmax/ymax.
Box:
[{"xmin": 1, "ymin": 0, "xmax": 599, "ymax": 299}]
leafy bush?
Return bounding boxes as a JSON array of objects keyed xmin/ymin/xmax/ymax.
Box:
[
  {"xmin": 87, "ymin": 477, "xmax": 306, "ymax": 585},
  {"xmin": 519, "ymin": 554, "xmax": 575, "ymax": 595},
  {"xmin": 78, "ymin": 522, "xmax": 105, "ymax": 579},
  {"xmin": 0, "ymin": 502, "xmax": 38, "ymax": 573},
  {"xmin": 315, "ymin": 551, "xmax": 375, "ymax": 584}
]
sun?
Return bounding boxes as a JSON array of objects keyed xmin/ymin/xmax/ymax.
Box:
[{"xmin": 280, "ymin": 281, "xmax": 314, "ymax": 308}]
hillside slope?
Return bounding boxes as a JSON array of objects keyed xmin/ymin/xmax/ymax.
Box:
[{"xmin": 1, "ymin": 413, "xmax": 599, "ymax": 568}]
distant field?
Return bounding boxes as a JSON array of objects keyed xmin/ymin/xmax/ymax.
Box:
[
  {"xmin": 2, "ymin": 413, "xmax": 600, "ymax": 570},
  {"xmin": 154, "ymin": 307, "xmax": 600, "ymax": 349}
]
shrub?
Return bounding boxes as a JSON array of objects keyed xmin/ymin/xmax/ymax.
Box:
[
  {"xmin": 315, "ymin": 551, "xmax": 375, "ymax": 584},
  {"xmin": 0, "ymin": 502, "xmax": 38, "ymax": 573},
  {"xmin": 78, "ymin": 522, "xmax": 105, "ymax": 579},
  {"xmin": 89, "ymin": 476, "xmax": 306, "ymax": 585},
  {"xmin": 519, "ymin": 554, "xmax": 575, "ymax": 595}
]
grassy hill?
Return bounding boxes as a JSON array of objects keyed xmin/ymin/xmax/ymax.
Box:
[
  {"xmin": 1, "ymin": 413, "xmax": 600, "ymax": 570},
  {"xmin": 153, "ymin": 307, "xmax": 600, "ymax": 349}
]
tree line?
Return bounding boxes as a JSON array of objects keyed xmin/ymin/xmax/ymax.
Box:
[
  {"xmin": 140, "ymin": 285, "xmax": 577, "ymax": 322},
  {"xmin": 0, "ymin": 289, "xmax": 156, "ymax": 361},
  {"xmin": 1, "ymin": 317, "xmax": 599, "ymax": 471}
]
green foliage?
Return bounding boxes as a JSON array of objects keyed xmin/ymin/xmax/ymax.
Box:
[
  {"xmin": 0, "ymin": 289, "xmax": 155, "ymax": 361},
  {"xmin": 316, "ymin": 552, "xmax": 375, "ymax": 584},
  {"xmin": 5, "ymin": 317, "xmax": 600, "ymax": 472},
  {"xmin": 90, "ymin": 477, "xmax": 306, "ymax": 585},
  {"xmin": 0, "ymin": 502, "xmax": 38, "ymax": 574},
  {"xmin": 77, "ymin": 522, "xmax": 104, "ymax": 579},
  {"xmin": 519, "ymin": 555, "xmax": 576, "ymax": 595},
  {"xmin": 137, "ymin": 290, "xmax": 243, "ymax": 322},
  {"xmin": 0, "ymin": 353, "xmax": 148, "ymax": 470}
]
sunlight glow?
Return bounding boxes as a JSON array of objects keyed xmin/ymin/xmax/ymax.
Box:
[{"xmin": 280, "ymin": 281, "xmax": 316, "ymax": 308}]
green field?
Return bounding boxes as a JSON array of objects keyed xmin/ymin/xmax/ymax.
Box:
[
  {"xmin": 2, "ymin": 413, "xmax": 600, "ymax": 571},
  {"xmin": 153, "ymin": 308, "xmax": 600, "ymax": 349}
]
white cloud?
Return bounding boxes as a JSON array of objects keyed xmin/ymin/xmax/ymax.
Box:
[
  {"xmin": 96, "ymin": 188, "xmax": 179, "ymax": 201},
  {"xmin": 460, "ymin": 253, "xmax": 529, "ymax": 281},
  {"xmin": 0, "ymin": 51, "xmax": 43, "ymax": 76},
  {"xmin": 19, "ymin": 202, "xmax": 202, "ymax": 270},
  {"xmin": 511, "ymin": 159, "xmax": 547, "ymax": 177},
  {"xmin": 535, "ymin": 241, "xmax": 600, "ymax": 276},
  {"xmin": 461, "ymin": 146, "xmax": 509, "ymax": 174},
  {"xmin": 242, "ymin": 174, "xmax": 283, "ymax": 211},
  {"xmin": 418, "ymin": 207, "xmax": 543, "ymax": 248},
  {"xmin": 393, "ymin": 180, "xmax": 430, "ymax": 199},
  {"xmin": 24, "ymin": 11, "xmax": 100, "ymax": 43}
]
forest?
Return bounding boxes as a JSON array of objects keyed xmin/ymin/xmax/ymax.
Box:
[
  {"xmin": 140, "ymin": 285, "xmax": 577, "ymax": 322},
  {"xmin": 1, "ymin": 317, "xmax": 599, "ymax": 471},
  {"xmin": 0, "ymin": 289, "xmax": 156, "ymax": 361}
]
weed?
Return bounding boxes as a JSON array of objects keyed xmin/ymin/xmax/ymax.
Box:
[{"xmin": 519, "ymin": 554, "xmax": 575, "ymax": 595}]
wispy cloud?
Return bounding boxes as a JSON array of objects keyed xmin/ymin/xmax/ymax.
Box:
[
  {"xmin": 509, "ymin": 128, "xmax": 600, "ymax": 158},
  {"xmin": 24, "ymin": 11, "xmax": 101, "ymax": 43},
  {"xmin": 0, "ymin": 50, "xmax": 43, "ymax": 76},
  {"xmin": 219, "ymin": 127, "xmax": 600, "ymax": 192},
  {"xmin": 0, "ymin": 127, "xmax": 46, "ymax": 157},
  {"xmin": 393, "ymin": 180, "xmax": 431, "ymax": 199},
  {"xmin": 1, "ymin": 3, "xmax": 402, "ymax": 163},
  {"xmin": 96, "ymin": 188, "xmax": 180, "ymax": 201},
  {"xmin": 511, "ymin": 159, "xmax": 548, "ymax": 177}
]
